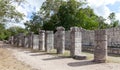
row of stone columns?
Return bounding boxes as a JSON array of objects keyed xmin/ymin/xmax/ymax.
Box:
[{"xmin": 8, "ymin": 27, "xmax": 107, "ymax": 63}]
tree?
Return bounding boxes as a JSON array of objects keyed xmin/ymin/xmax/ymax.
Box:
[
  {"xmin": 24, "ymin": 13, "xmax": 42, "ymax": 34},
  {"xmin": 26, "ymin": 0, "xmax": 62, "ymax": 31},
  {"xmin": 55, "ymin": 0, "xmax": 99, "ymax": 30},
  {"xmin": 42, "ymin": 14, "xmax": 58, "ymax": 30},
  {"xmin": 28, "ymin": 0, "xmax": 111, "ymax": 31},
  {"xmin": 75, "ymin": 6, "xmax": 99, "ymax": 30},
  {"xmin": 0, "ymin": 24, "xmax": 12, "ymax": 40},
  {"xmin": 96, "ymin": 16, "xmax": 110, "ymax": 29},
  {"xmin": 7, "ymin": 26, "xmax": 27, "ymax": 36},
  {"xmin": 108, "ymin": 12, "xmax": 119, "ymax": 27},
  {"xmin": 39, "ymin": 0, "xmax": 64, "ymax": 21},
  {"xmin": 0, "ymin": 0, "xmax": 25, "ymax": 23}
]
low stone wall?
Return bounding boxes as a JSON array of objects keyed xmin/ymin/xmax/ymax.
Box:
[
  {"xmin": 82, "ymin": 46, "xmax": 120, "ymax": 55},
  {"xmin": 82, "ymin": 27, "xmax": 120, "ymax": 48}
]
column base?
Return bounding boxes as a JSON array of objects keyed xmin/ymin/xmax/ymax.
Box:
[{"xmin": 92, "ymin": 59, "xmax": 106, "ymax": 63}]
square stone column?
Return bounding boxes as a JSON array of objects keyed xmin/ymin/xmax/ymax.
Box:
[
  {"xmin": 13, "ymin": 35, "xmax": 18, "ymax": 46},
  {"xmin": 21, "ymin": 33, "xmax": 25, "ymax": 47},
  {"xmin": 8, "ymin": 36, "xmax": 14, "ymax": 45},
  {"xmin": 56, "ymin": 27, "xmax": 65, "ymax": 54},
  {"xmin": 18, "ymin": 33, "xmax": 22, "ymax": 47},
  {"xmin": 16, "ymin": 34, "xmax": 20, "ymax": 47},
  {"xmin": 45, "ymin": 31, "xmax": 54, "ymax": 52},
  {"xmin": 39, "ymin": 30, "xmax": 45, "ymax": 51},
  {"xmin": 13, "ymin": 36, "xmax": 16, "ymax": 45},
  {"xmin": 11, "ymin": 36, "xmax": 14, "ymax": 45},
  {"xmin": 94, "ymin": 29, "xmax": 107, "ymax": 63},
  {"xmin": 28, "ymin": 32, "xmax": 34, "ymax": 48},
  {"xmin": 18, "ymin": 33, "xmax": 24, "ymax": 47},
  {"xmin": 33, "ymin": 35, "xmax": 39, "ymax": 50},
  {"xmin": 70, "ymin": 27, "xmax": 86, "ymax": 60},
  {"xmin": 25, "ymin": 35, "xmax": 29, "ymax": 48}
]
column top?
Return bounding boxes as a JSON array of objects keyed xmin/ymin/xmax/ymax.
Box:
[
  {"xmin": 39, "ymin": 30, "xmax": 45, "ymax": 33},
  {"xmin": 56, "ymin": 26, "xmax": 65, "ymax": 31},
  {"xmin": 70, "ymin": 27, "xmax": 80, "ymax": 32}
]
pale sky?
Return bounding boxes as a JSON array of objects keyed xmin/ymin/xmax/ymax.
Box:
[{"xmin": 9, "ymin": 0, "xmax": 120, "ymax": 28}]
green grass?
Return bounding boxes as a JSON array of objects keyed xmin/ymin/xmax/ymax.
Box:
[
  {"xmin": 82, "ymin": 52, "xmax": 120, "ymax": 63},
  {"xmin": 48, "ymin": 49, "xmax": 70, "ymax": 57},
  {"xmin": 48, "ymin": 49, "xmax": 120, "ymax": 63}
]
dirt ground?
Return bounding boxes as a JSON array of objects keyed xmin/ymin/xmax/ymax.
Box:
[
  {"xmin": 0, "ymin": 42, "xmax": 120, "ymax": 70},
  {"xmin": 0, "ymin": 42, "xmax": 33, "ymax": 70},
  {"xmin": 10, "ymin": 47, "xmax": 120, "ymax": 70}
]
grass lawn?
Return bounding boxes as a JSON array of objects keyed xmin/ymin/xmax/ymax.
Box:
[{"xmin": 49, "ymin": 49, "xmax": 120, "ymax": 63}]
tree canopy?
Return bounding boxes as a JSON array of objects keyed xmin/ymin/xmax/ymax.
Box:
[
  {"xmin": 0, "ymin": 0, "xmax": 25, "ymax": 23},
  {"xmin": 25, "ymin": 0, "xmax": 120, "ymax": 32},
  {"xmin": 0, "ymin": 0, "xmax": 26, "ymax": 40}
]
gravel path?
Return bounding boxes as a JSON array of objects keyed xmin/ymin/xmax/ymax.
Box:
[{"xmin": 7, "ymin": 47, "xmax": 120, "ymax": 70}]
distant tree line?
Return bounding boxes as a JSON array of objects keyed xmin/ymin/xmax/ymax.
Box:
[{"xmin": 24, "ymin": 0, "xmax": 120, "ymax": 34}]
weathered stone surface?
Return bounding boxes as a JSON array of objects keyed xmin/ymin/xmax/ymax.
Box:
[
  {"xmin": 28, "ymin": 32, "xmax": 34, "ymax": 48},
  {"xmin": 56, "ymin": 27, "xmax": 65, "ymax": 54},
  {"xmin": 20, "ymin": 33, "xmax": 25, "ymax": 47},
  {"xmin": 39, "ymin": 30, "xmax": 45, "ymax": 51},
  {"xmin": 33, "ymin": 35, "xmax": 39, "ymax": 50},
  {"xmin": 70, "ymin": 27, "xmax": 86, "ymax": 60},
  {"xmin": 82, "ymin": 27, "xmax": 120, "ymax": 48},
  {"xmin": 45, "ymin": 31, "xmax": 54, "ymax": 52},
  {"xmin": 8, "ymin": 36, "xmax": 14, "ymax": 45},
  {"xmin": 25, "ymin": 35, "xmax": 29, "ymax": 48},
  {"xmin": 65, "ymin": 31, "xmax": 70, "ymax": 50},
  {"xmin": 94, "ymin": 29, "xmax": 107, "ymax": 63},
  {"xmin": 70, "ymin": 27, "xmax": 81, "ymax": 55}
]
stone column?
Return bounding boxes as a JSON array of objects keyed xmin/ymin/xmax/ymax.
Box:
[
  {"xmin": 13, "ymin": 35, "xmax": 17, "ymax": 46},
  {"xmin": 56, "ymin": 27, "xmax": 65, "ymax": 54},
  {"xmin": 45, "ymin": 31, "xmax": 54, "ymax": 52},
  {"xmin": 21, "ymin": 33, "xmax": 25, "ymax": 47},
  {"xmin": 70, "ymin": 27, "xmax": 86, "ymax": 60},
  {"xmin": 13, "ymin": 36, "xmax": 15, "ymax": 45},
  {"xmin": 25, "ymin": 35, "xmax": 29, "ymax": 48},
  {"xmin": 8, "ymin": 36, "xmax": 13, "ymax": 45},
  {"xmin": 16, "ymin": 34, "xmax": 19, "ymax": 47},
  {"xmin": 33, "ymin": 35, "xmax": 39, "ymax": 50},
  {"xmin": 28, "ymin": 32, "xmax": 34, "ymax": 48},
  {"xmin": 39, "ymin": 30, "xmax": 45, "ymax": 51},
  {"xmin": 11, "ymin": 36, "xmax": 14, "ymax": 45},
  {"xmin": 18, "ymin": 33, "xmax": 22, "ymax": 47},
  {"xmin": 31, "ymin": 32, "xmax": 34, "ymax": 48},
  {"xmin": 94, "ymin": 29, "xmax": 107, "ymax": 63}
]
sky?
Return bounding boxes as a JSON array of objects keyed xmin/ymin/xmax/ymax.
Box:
[{"xmin": 10, "ymin": 0, "xmax": 120, "ymax": 28}]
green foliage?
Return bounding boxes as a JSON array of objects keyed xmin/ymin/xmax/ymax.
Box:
[
  {"xmin": 26, "ymin": 0, "xmax": 120, "ymax": 32},
  {"xmin": 24, "ymin": 13, "xmax": 42, "ymax": 34},
  {"xmin": 39, "ymin": 0, "xmax": 64, "ymax": 21},
  {"xmin": 42, "ymin": 14, "xmax": 59, "ymax": 30},
  {"xmin": 0, "ymin": 0, "xmax": 25, "ymax": 23},
  {"xmin": 7, "ymin": 26, "xmax": 27, "ymax": 36},
  {"xmin": 75, "ymin": 7, "xmax": 99, "ymax": 30},
  {"xmin": 0, "ymin": 0, "xmax": 26, "ymax": 40},
  {"xmin": 108, "ymin": 12, "xmax": 119, "ymax": 27},
  {"xmin": 0, "ymin": 24, "xmax": 11, "ymax": 40},
  {"xmin": 43, "ymin": 0, "xmax": 100, "ymax": 30}
]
